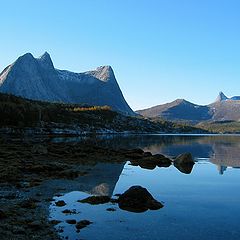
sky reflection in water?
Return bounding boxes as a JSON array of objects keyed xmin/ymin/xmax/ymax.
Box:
[{"xmin": 49, "ymin": 135, "xmax": 240, "ymax": 240}]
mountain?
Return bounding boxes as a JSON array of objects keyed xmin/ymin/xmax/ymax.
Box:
[
  {"xmin": 137, "ymin": 99, "xmax": 212, "ymax": 122},
  {"xmin": 215, "ymin": 91, "xmax": 240, "ymax": 102},
  {"xmin": 0, "ymin": 52, "xmax": 134, "ymax": 115},
  {"xmin": 137, "ymin": 92, "xmax": 240, "ymax": 122}
]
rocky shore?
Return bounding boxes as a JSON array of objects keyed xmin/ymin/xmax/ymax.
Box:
[{"xmin": 0, "ymin": 136, "xmax": 194, "ymax": 239}]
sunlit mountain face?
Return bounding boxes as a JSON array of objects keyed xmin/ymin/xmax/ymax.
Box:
[{"xmin": 0, "ymin": 52, "xmax": 135, "ymax": 116}]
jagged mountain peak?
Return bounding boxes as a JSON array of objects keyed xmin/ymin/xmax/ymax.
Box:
[
  {"xmin": 96, "ymin": 65, "xmax": 113, "ymax": 71},
  {"xmin": 14, "ymin": 52, "xmax": 35, "ymax": 65},
  {"xmin": 86, "ymin": 65, "xmax": 116, "ymax": 82},
  {"xmin": 215, "ymin": 91, "xmax": 228, "ymax": 102},
  {"xmin": 37, "ymin": 51, "xmax": 54, "ymax": 69},
  {"xmin": 40, "ymin": 51, "xmax": 50, "ymax": 58},
  {"xmin": 0, "ymin": 52, "xmax": 134, "ymax": 115}
]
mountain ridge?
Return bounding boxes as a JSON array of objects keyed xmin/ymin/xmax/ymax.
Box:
[
  {"xmin": 137, "ymin": 92, "xmax": 240, "ymax": 122},
  {"xmin": 0, "ymin": 52, "xmax": 135, "ymax": 116}
]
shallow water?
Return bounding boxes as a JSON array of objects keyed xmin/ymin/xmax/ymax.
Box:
[{"xmin": 49, "ymin": 134, "xmax": 240, "ymax": 240}]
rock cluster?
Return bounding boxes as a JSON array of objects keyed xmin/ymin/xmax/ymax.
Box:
[{"xmin": 124, "ymin": 148, "xmax": 172, "ymax": 170}]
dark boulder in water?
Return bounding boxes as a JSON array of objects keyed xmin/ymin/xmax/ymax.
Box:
[
  {"xmin": 174, "ymin": 152, "xmax": 195, "ymax": 174},
  {"xmin": 130, "ymin": 153, "xmax": 172, "ymax": 170},
  {"xmin": 75, "ymin": 220, "xmax": 92, "ymax": 230},
  {"xmin": 66, "ymin": 219, "xmax": 77, "ymax": 224},
  {"xmin": 117, "ymin": 185, "xmax": 163, "ymax": 213},
  {"xmin": 78, "ymin": 196, "xmax": 110, "ymax": 205},
  {"xmin": 55, "ymin": 200, "xmax": 66, "ymax": 207}
]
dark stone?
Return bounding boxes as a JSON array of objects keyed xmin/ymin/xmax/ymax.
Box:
[
  {"xmin": 62, "ymin": 209, "xmax": 77, "ymax": 214},
  {"xmin": 135, "ymin": 154, "xmax": 172, "ymax": 170},
  {"xmin": 143, "ymin": 152, "xmax": 152, "ymax": 157},
  {"xmin": 106, "ymin": 208, "xmax": 116, "ymax": 211},
  {"xmin": 78, "ymin": 196, "xmax": 110, "ymax": 205},
  {"xmin": 118, "ymin": 185, "xmax": 163, "ymax": 213},
  {"xmin": 124, "ymin": 149, "xmax": 145, "ymax": 159},
  {"xmin": 138, "ymin": 160, "xmax": 156, "ymax": 170},
  {"xmin": 55, "ymin": 200, "xmax": 66, "ymax": 207},
  {"xmin": 66, "ymin": 219, "xmax": 77, "ymax": 224},
  {"xmin": 174, "ymin": 152, "xmax": 194, "ymax": 164},
  {"xmin": 75, "ymin": 220, "xmax": 92, "ymax": 230},
  {"xmin": 154, "ymin": 154, "xmax": 172, "ymax": 167},
  {"xmin": 49, "ymin": 220, "xmax": 61, "ymax": 225},
  {"xmin": 174, "ymin": 152, "xmax": 195, "ymax": 174}
]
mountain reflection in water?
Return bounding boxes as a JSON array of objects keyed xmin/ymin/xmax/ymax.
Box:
[
  {"xmin": 49, "ymin": 135, "xmax": 240, "ymax": 240},
  {"xmin": 94, "ymin": 134, "xmax": 240, "ymax": 174}
]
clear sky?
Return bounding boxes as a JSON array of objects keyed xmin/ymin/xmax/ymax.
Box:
[{"xmin": 1, "ymin": 0, "xmax": 240, "ymax": 110}]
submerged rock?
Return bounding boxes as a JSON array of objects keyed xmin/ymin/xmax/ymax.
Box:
[
  {"xmin": 106, "ymin": 207, "xmax": 116, "ymax": 211},
  {"xmin": 75, "ymin": 220, "xmax": 92, "ymax": 230},
  {"xmin": 117, "ymin": 186, "xmax": 163, "ymax": 213},
  {"xmin": 55, "ymin": 200, "xmax": 66, "ymax": 207},
  {"xmin": 78, "ymin": 196, "xmax": 110, "ymax": 205},
  {"xmin": 174, "ymin": 152, "xmax": 195, "ymax": 174},
  {"xmin": 62, "ymin": 209, "xmax": 77, "ymax": 214},
  {"xmin": 66, "ymin": 219, "xmax": 77, "ymax": 224},
  {"xmin": 49, "ymin": 220, "xmax": 61, "ymax": 225}
]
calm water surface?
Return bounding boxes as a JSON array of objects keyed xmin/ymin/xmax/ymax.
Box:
[{"xmin": 49, "ymin": 135, "xmax": 240, "ymax": 240}]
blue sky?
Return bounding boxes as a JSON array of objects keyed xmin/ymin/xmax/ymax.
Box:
[{"xmin": 1, "ymin": 0, "xmax": 240, "ymax": 110}]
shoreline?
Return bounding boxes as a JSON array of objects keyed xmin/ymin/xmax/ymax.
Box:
[
  {"xmin": 0, "ymin": 140, "xmax": 129, "ymax": 240},
  {"xmin": 1, "ymin": 126, "xmax": 240, "ymax": 140}
]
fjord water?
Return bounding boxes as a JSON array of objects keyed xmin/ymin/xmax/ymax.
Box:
[{"xmin": 49, "ymin": 135, "xmax": 240, "ymax": 240}]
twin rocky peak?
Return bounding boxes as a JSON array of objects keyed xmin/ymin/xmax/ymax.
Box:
[{"xmin": 0, "ymin": 52, "xmax": 135, "ymax": 115}]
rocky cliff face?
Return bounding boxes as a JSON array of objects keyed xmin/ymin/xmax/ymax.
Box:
[{"xmin": 0, "ymin": 52, "xmax": 134, "ymax": 115}]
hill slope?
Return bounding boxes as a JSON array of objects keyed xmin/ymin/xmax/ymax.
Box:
[
  {"xmin": 137, "ymin": 92, "xmax": 240, "ymax": 122},
  {"xmin": 137, "ymin": 99, "xmax": 212, "ymax": 122},
  {"xmin": 0, "ymin": 93, "xmax": 206, "ymax": 134}
]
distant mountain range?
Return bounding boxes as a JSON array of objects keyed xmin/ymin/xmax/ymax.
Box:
[
  {"xmin": 137, "ymin": 92, "xmax": 240, "ymax": 122},
  {"xmin": 0, "ymin": 52, "xmax": 134, "ymax": 115},
  {"xmin": 1, "ymin": 53, "xmax": 240, "ymax": 123}
]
